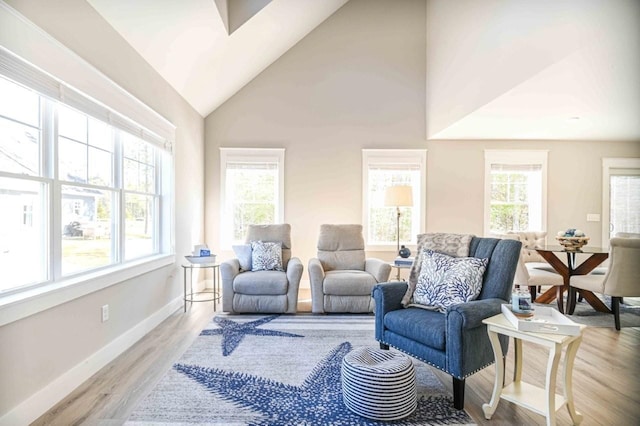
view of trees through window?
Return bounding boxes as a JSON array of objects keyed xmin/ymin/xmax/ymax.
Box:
[
  {"xmin": 368, "ymin": 169, "xmax": 415, "ymax": 245},
  {"xmin": 362, "ymin": 150, "xmax": 425, "ymax": 249},
  {"xmin": 488, "ymin": 162, "xmax": 543, "ymax": 234},
  {"xmin": 226, "ymin": 162, "xmax": 278, "ymax": 242},
  {"xmin": 220, "ymin": 149, "xmax": 283, "ymax": 247}
]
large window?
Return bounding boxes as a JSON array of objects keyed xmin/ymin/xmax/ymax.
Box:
[
  {"xmin": 0, "ymin": 74, "xmax": 172, "ymax": 295},
  {"xmin": 220, "ymin": 148, "xmax": 284, "ymax": 247},
  {"xmin": 362, "ymin": 149, "xmax": 426, "ymax": 250},
  {"xmin": 484, "ymin": 150, "xmax": 547, "ymax": 235}
]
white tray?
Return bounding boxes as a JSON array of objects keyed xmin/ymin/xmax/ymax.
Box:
[
  {"xmin": 501, "ymin": 304, "xmax": 581, "ymax": 336},
  {"xmin": 185, "ymin": 255, "xmax": 217, "ymax": 265}
]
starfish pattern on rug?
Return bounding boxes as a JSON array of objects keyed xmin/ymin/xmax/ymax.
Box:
[
  {"xmin": 199, "ymin": 315, "xmax": 303, "ymax": 356},
  {"xmin": 175, "ymin": 342, "xmax": 471, "ymax": 426}
]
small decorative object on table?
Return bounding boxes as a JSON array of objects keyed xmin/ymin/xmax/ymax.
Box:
[
  {"xmin": 511, "ymin": 290, "xmax": 533, "ymax": 316},
  {"xmin": 185, "ymin": 244, "xmax": 216, "ymax": 264},
  {"xmin": 556, "ymin": 228, "xmax": 589, "ymax": 251},
  {"xmin": 398, "ymin": 245, "xmax": 411, "ymax": 258}
]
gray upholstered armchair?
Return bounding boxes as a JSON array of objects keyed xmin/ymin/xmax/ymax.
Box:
[
  {"xmin": 220, "ymin": 224, "xmax": 303, "ymax": 314},
  {"xmin": 309, "ymin": 224, "xmax": 391, "ymax": 313},
  {"xmin": 372, "ymin": 237, "xmax": 521, "ymax": 409}
]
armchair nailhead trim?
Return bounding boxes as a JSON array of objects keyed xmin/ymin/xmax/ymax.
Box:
[{"xmin": 378, "ymin": 340, "xmax": 495, "ymax": 380}]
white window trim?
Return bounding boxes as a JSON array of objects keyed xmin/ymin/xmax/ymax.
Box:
[
  {"xmin": 602, "ymin": 157, "xmax": 640, "ymax": 246},
  {"xmin": 362, "ymin": 149, "xmax": 427, "ymax": 251},
  {"xmin": 219, "ymin": 148, "xmax": 285, "ymax": 249},
  {"xmin": 0, "ymin": 3, "xmax": 176, "ymax": 325},
  {"xmin": 483, "ymin": 149, "xmax": 548, "ymax": 236}
]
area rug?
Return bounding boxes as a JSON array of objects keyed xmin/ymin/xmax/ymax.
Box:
[
  {"xmin": 126, "ymin": 314, "xmax": 475, "ymax": 425},
  {"xmin": 563, "ymin": 296, "xmax": 640, "ymax": 328},
  {"xmin": 533, "ymin": 296, "xmax": 640, "ymax": 328}
]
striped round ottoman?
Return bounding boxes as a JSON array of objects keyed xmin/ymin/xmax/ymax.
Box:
[{"xmin": 341, "ymin": 347, "xmax": 417, "ymax": 420}]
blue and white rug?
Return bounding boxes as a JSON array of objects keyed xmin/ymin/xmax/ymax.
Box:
[{"xmin": 126, "ymin": 314, "xmax": 475, "ymax": 425}]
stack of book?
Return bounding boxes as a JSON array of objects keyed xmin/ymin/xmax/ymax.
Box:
[{"xmin": 394, "ymin": 257, "xmax": 415, "ymax": 267}]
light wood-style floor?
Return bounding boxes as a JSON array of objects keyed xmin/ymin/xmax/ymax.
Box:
[{"xmin": 34, "ymin": 289, "xmax": 639, "ymax": 425}]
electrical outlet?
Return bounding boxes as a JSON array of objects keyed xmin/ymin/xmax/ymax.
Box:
[
  {"xmin": 587, "ymin": 214, "xmax": 601, "ymax": 222},
  {"xmin": 101, "ymin": 304, "xmax": 109, "ymax": 322}
]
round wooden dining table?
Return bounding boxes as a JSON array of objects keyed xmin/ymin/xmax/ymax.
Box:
[{"xmin": 534, "ymin": 245, "xmax": 610, "ymax": 314}]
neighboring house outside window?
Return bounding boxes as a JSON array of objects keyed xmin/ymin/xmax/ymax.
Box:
[
  {"xmin": 219, "ymin": 148, "xmax": 285, "ymax": 248},
  {"xmin": 362, "ymin": 149, "xmax": 426, "ymax": 251},
  {"xmin": 484, "ymin": 150, "xmax": 548, "ymax": 235}
]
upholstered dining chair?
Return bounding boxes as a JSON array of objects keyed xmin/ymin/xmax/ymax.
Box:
[
  {"xmin": 506, "ymin": 231, "xmax": 563, "ymax": 301},
  {"xmin": 569, "ymin": 236, "xmax": 640, "ymax": 330},
  {"xmin": 220, "ymin": 224, "xmax": 303, "ymax": 314},
  {"xmin": 372, "ymin": 236, "xmax": 522, "ymax": 409},
  {"xmin": 308, "ymin": 224, "xmax": 391, "ymax": 313},
  {"xmin": 499, "ymin": 232, "xmax": 565, "ymax": 310}
]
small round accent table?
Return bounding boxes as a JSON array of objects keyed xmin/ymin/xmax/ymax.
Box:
[
  {"xmin": 181, "ymin": 263, "xmax": 220, "ymax": 313},
  {"xmin": 341, "ymin": 347, "xmax": 417, "ymax": 420}
]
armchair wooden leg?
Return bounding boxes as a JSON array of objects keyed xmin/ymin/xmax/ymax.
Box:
[
  {"xmin": 453, "ymin": 377, "xmax": 465, "ymax": 409},
  {"xmin": 380, "ymin": 343, "xmax": 389, "ymax": 350},
  {"xmin": 612, "ymin": 297, "xmax": 622, "ymax": 330}
]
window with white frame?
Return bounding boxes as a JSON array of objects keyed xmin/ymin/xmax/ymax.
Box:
[
  {"xmin": 484, "ymin": 150, "xmax": 548, "ymax": 235},
  {"xmin": 0, "ymin": 62, "xmax": 173, "ymax": 295},
  {"xmin": 602, "ymin": 158, "xmax": 640, "ymax": 245},
  {"xmin": 362, "ymin": 149, "xmax": 426, "ymax": 250},
  {"xmin": 220, "ymin": 148, "xmax": 284, "ymax": 247}
]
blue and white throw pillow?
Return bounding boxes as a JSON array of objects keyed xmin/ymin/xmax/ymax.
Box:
[
  {"xmin": 250, "ymin": 240, "xmax": 284, "ymax": 271},
  {"xmin": 412, "ymin": 248, "xmax": 488, "ymax": 312}
]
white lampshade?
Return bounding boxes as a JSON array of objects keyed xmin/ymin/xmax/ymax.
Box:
[{"xmin": 384, "ymin": 185, "xmax": 413, "ymax": 207}]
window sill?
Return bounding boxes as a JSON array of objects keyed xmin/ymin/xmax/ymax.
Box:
[{"xmin": 0, "ymin": 254, "xmax": 175, "ymax": 327}]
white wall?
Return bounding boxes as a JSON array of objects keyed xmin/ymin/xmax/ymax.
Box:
[
  {"xmin": 0, "ymin": 0, "xmax": 205, "ymax": 422},
  {"xmin": 205, "ymin": 0, "xmax": 639, "ymax": 275},
  {"xmin": 426, "ymin": 0, "xmax": 640, "ymax": 140},
  {"xmin": 205, "ymin": 0, "xmax": 428, "ymax": 271}
]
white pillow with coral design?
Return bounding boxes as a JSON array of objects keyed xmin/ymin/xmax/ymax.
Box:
[{"xmin": 411, "ymin": 249, "xmax": 488, "ymax": 312}]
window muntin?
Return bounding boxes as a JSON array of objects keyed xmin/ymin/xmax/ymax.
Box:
[
  {"xmin": 58, "ymin": 105, "xmax": 114, "ymax": 186},
  {"xmin": 362, "ymin": 150, "xmax": 426, "ymax": 249},
  {"xmin": 484, "ymin": 150, "xmax": 547, "ymax": 235},
  {"xmin": 0, "ymin": 74, "xmax": 170, "ymax": 294},
  {"xmin": 220, "ymin": 148, "xmax": 284, "ymax": 247},
  {"xmin": 123, "ymin": 133, "xmax": 155, "ymax": 193}
]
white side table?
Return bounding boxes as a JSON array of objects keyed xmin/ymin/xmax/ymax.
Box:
[
  {"xmin": 482, "ymin": 313, "xmax": 586, "ymax": 426},
  {"xmin": 389, "ymin": 263, "xmax": 412, "ymax": 281}
]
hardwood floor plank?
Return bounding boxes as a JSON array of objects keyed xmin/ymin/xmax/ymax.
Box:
[{"xmin": 32, "ymin": 291, "xmax": 639, "ymax": 425}]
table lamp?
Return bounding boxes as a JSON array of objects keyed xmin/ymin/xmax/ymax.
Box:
[{"xmin": 384, "ymin": 185, "xmax": 413, "ymax": 256}]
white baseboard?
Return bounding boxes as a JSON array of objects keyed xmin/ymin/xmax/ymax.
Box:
[{"xmin": 0, "ymin": 296, "xmax": 182, "ymax": 426}]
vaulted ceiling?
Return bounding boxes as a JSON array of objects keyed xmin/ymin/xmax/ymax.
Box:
[
  {"xmin": 87, "ymin": 0, "xmax": 640, "ymax": 141},
  {"xmin": 87, "ymin": 0, "xmax": 349, "ymax": 117}
]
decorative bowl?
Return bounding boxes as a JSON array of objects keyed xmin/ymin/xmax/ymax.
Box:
[
  {"xmin": 185, "ymin": 255, "xmax": 217, "ymax": 264},
  {"xmin": 555, "ymin": 236, "xmax": 589, "ymax": 251}
]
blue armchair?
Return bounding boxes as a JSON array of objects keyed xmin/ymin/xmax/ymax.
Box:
[{"xmin": 372, "ymin": 237, "xmax": 521, "ymax": 409}]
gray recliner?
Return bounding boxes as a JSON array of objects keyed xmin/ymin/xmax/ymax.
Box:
[
  {"xmin": 220, "ymin": 224, "xmax": 303, "ymax": 313},
  {"xmin": 308, "ymin": 224, "xmax": 392, "ymax": 313}
]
